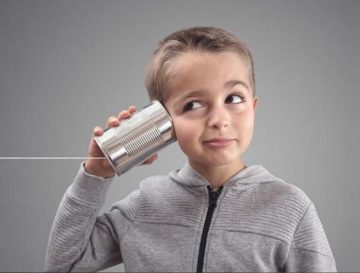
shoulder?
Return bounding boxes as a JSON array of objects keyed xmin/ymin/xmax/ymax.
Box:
[
  {"xmin": 236, "ymin": 165, "xmax": 312, "ymax": 212},
  {"xmin": 248, "ymin": 165, "xmax": 312, "ymax": 210},
  {"xmin": 231, "ymin": 164, "xmax": 312, "ymax": 210},
  {"xmin": 227, "ymin": 171, "xmax": 314, "ymax": 244},
  {"xmin": 264, "ymin": 179, "xmax": 313, "ymax": 227},
  {"xmin": 139, "ymin": 173, "xmax": 175, "ymax": 191},
  {"xmin": 137, "ymin": 173, "xmax": 184, "ymax": 203},
  {"xmin": 260, "ymin": 179, "xmax": 314, "ymax": 242},
  {"xmin": 108, "ymin": 174, "xmax": 174, "ymax": 218},
  {"xmin": 261, "ymin": 177, "xmax": 313, "ymax": 225},
  {"xmin": 131, "ymin": 172, "xmax": 201, "ymax": 226},
  {"xmin": 264, "ymin": 178, "xmax": 311, "ymax": 207}
]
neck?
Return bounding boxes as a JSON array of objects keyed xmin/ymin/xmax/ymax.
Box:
[{"xmin": 189, "ymin": 160, "xmax": 247, "ymax": 189}]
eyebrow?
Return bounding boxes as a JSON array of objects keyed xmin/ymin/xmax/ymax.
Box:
[
  {"xmin": 179, "ymin": 90, "xmax": 205, "ymax": 100},
  {"xmin": 225, "ymin": 80, "xmax": 250, "ymax": 90},
  {"xmin": 177, "ymin": 80, "xmax": 250, "ymax": 101}
]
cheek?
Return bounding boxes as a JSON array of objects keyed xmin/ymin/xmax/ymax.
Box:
[
  {"xmin": 172, "ymin": 118, "xmax": 199, "ymax": 143},
  {"xmin": 172, "ymin": 120, "xmax": 197, "ymax": 155},
  {"xmin": 234, "ymin": 112, "xmax": 255, "ymax": 134}
]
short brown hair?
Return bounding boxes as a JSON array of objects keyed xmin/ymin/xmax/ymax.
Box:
[{"xmin": 145, "ymin": 26, "xmax": 255, "ymax": 102}]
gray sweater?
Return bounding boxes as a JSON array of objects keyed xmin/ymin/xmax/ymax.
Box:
[{"xmin": 45, "ymin": 162, "xmax": 336, "ymax": 272}]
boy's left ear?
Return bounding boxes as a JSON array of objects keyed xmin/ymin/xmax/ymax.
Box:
[{"xmin": 253, "ymin": 96, "xmax": 259, "ymax": 111}]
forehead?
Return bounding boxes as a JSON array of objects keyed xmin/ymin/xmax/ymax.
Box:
[
  {"xmin": 173, "ymin": 50, "xmax": 248, "ymax": 72},
  {"xmin": 165, "ymin": 51, "xmax": 251, "ymax": 100}
]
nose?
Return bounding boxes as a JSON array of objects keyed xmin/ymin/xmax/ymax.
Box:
[{"xmin": 206, "ymin": 104, "xmax": 229, "ymax": 129}]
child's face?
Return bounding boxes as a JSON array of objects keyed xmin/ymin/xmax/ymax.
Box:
[{"xmin": 164, "ymin": 51, "xmax": 258, "ymax": 173}]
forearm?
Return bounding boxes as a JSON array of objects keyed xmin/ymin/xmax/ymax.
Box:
[{"xmin": 45, "ymin": 164, "xmax": 114, "ymax": 272}]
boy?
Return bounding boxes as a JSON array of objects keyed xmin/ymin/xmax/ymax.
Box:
[{"xmin": 45, "ymin": 27, "xmax": 336, "ymax": 272}]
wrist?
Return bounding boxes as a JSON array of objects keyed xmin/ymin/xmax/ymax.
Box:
[{"xmin": 84, "ymin": 161, "xmax": 114, "ymax": 179}]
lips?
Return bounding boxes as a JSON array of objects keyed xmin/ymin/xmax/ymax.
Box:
[{"xmin": 203, "ymin": 137, "xmax": 235, "ymax": 147}]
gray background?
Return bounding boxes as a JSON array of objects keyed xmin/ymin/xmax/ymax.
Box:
[{"xmin": 0, "ymin": 0, "xmax": 359, "ymax": 271}]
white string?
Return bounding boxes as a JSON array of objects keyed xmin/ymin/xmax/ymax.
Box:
[{"xmin": 0, "ymin": 157, "xmax": 105, "ymax": 160}]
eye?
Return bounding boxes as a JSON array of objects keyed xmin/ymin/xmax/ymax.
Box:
[
  {"xmin": 183, "ymin": 101, "xmax": 203, "ymax": 112},
  {"xmin": 225, "ymin": 94, "xmax": 244, "ymax": 104}
]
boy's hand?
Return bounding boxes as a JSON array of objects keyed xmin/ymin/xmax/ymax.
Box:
[{"xmin": 84, "ymin": 106, "xmax": 158, "ymax": 178}]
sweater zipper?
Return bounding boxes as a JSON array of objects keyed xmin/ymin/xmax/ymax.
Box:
[{"xmin": 196, "ymin": 185, "xmax": 223, "ymax": 273}]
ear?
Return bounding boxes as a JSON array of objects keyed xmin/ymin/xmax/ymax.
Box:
[{"xmin": 252, "ymin": 96, "xmax": 259, "ymax": 111}]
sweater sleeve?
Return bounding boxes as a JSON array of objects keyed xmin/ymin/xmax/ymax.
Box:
[
  {"xmin": 44, "ymin": 163, "xmax": 141, "ymax": 272},
  {"xmin": 285, "ymin": 202, "xmax": 337, "ymax": 272}
]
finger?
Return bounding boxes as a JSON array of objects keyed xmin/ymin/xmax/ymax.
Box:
[
  {"xmin": 106, "ymin": 116, "xmax": 120, "ymax": 128},
  {"xmin": 142, "ymin": 154, "xmax": 158, "ymax": 165},
  {"xmin": 118, "ymin": 110, "xmax": 131, "ymax": 120},
  {"xmin": 93, "ymin": 126, "xmax": 104, "ymax": 136},
  {"xmin": 128, "ymin": 105, "xmax": 137, "ymax": 114}
]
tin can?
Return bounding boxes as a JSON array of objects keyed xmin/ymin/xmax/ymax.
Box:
[{"xmin": 94, "ymin": 100, "xmax": 175, "ymax": 175}]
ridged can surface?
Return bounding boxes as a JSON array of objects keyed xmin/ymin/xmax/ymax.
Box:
[{"xmin": 94, "ymin": 100, "xmax": 175, "ymax": 175}]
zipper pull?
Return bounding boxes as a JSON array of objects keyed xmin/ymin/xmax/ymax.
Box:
[{"xmin": 207, "ymin": 185, "xmax": 223, "ymax": 208}]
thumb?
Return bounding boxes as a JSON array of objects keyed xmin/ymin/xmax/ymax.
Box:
[{"xmin": 141, "ymin": 154, "xmax": 158, "ymax": 165}]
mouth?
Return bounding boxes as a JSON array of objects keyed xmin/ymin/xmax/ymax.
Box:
[{"xmin": 203, "ymin": 137, "xmax": 235, "ymax": 147}]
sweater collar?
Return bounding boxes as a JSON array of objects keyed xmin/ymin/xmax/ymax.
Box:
[{"xmin": 169, "ymin": 161, "xmax": 280, "ymax": 187}]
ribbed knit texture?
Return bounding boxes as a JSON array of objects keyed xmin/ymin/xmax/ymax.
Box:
[{"xmin": 45, "ymin": 162, "xmax": 336, "ymax": 272}]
